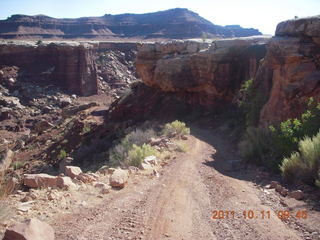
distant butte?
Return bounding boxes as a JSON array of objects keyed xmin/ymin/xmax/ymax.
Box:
[{"xmin": 0, "ymin": 8, "xmax": 262, "ymax": 40}]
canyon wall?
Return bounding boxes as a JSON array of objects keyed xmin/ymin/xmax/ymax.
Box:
[
  {"xmin": 0, "ymin": 41, "xmax": 98, "ymax": 96},
  {"xmin": 257, "ymin": 16, "xmax": 320, "ymax": 126},
  {"xmin": 136, "ymin": 37, "xmax": 269, "ymax": 106}
]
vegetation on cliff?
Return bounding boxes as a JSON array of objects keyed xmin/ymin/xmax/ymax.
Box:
[{"xmin": 239, "ymin": 82, "xmax": 320, "ymax": 186}]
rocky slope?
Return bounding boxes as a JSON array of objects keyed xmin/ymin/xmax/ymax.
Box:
[
  {"xmin": 0, "ymin": 41, "xmax": 98, "ymax": 96},
  {"xmin": 0, "ymin": 8, "xmax": 261, "ymax": 40},
  {"xmin": 256, "ymin": 16, "xmax": 320, "ymax": 126}
]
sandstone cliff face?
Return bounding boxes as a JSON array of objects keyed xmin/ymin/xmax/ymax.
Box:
[
  {"xmin": 0, "ymin": 9, "xmax": 261, "ymax": 40},
  {"xmin": 257, "ymin": 16, "xmax": 320, "ymax": 126},
  {"xmin": 136, "ymin": 38, "xmax": 268, "ymax": 106},
  {"xmin": 0, "ymin": 41, "xmax": 98, "ymax": 96}
]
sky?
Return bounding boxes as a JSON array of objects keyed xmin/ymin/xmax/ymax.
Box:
[{"xmin": 0, "ymin": 0, "xmax": 319, "ymax": 35}]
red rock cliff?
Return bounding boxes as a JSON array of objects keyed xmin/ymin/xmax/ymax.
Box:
[
  {"xmin": 0, "ymin": 41, "xmax": 98, "ymax": 96},
  {"xmin": 257, "ymin": 16, "xmax": 320, "ymax": 126},
  {"xmin": 136, "ymin": 38, "xmax": 268, "ymax": 106}
]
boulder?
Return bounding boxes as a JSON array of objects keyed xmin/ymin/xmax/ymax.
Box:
[
  {"xmin": 270, "ymin": 181, "xmax": 280, "ymax": 189},
  {"xmin": 288, "ymin": 190, "xmax": 304, "ymax": 200},
  {"xmin": 23, "ymin": 174, "xmax": 58, "ymax": 188},
  {"xmin": 33, "ymin": 120, "xmax": 54, "ymax": 133},
  {"xmin": 144, "ymin": 155, "xmax": 158, "ymax": 166},
  {"xmin": 109, "ymin": 169, "xmax": 129, "ymax": 188},
  {"xmin": 3, "ymin": 218, "xmax": 55, "ymax": 240},
  {"xmin": 76, "ymin": 173, "xmax": 96, "ymax": 183},
  {"xmin": 149, "ymin": 138, "xmax": 162, "ymax": 146},
  {"xmin": 64, "ymin": 166, "xmax": 82, "ymax": 179},
  {"xmin": 93, "ymin": 182, "xmax": 107, "ymax": 189},
  {"xmin": 58, "ymin": 157, "xmax": 73, "ymax": 174},
  {"xmin": 57, "ymin": 176, "xmax": 77, "ymax": 190},
  {"xmin": 101, "ymin": 185, "xmax": 111, "ymax": 194}
]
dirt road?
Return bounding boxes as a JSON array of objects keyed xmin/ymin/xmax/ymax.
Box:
[{"xmin": 53, "ymin": 128, "xmax": 319, "ymax": 240}]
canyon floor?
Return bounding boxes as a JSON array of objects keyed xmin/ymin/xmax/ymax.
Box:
[{"xmin": 52, "ymin": 127, "xmax": 320, "ymax": 240}]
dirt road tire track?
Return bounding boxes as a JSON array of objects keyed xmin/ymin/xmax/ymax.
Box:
[{"xmin": 54, "ymin": 128, "xmax": 311, "ymax": 240}]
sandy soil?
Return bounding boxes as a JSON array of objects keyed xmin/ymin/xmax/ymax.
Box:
[{"xmin": 52, "ymin": 127, "xmax": 320, "ymax": 240}]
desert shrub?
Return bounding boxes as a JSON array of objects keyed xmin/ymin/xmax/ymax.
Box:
[
  {"xmin": 163, "ymin": 120, "xmax": 190, "ymax": 137},
  {"xmin": 125, "ymin": 128, "xmax": 155, "ymax": 147},
  {"xmin": 127, "ymin": 144, "xmax": 157, "ymax": 167},
  {"xmin": 58, "ymin": 149, "xmax": 67, "ymax": 160},
  {"xmin": 280, "ymin": 131, "xmax": 320, "ymax": 184},
  {"xmin": 175, "ymin": 142, "xmax": 188, "ymax": 153},
  {"xmin": 240, "ymin": 98, "xmax": 320, "ymax": 172},
  {"xmin": 109, "ymin": 128, "xmax": 156, "ymax": 166},
  {"xmin": 11, "ymin": 161, "xmax": 24, "ymax": 170}
]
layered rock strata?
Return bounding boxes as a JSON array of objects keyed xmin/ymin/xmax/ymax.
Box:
[
  {"xmin": 0, "ymin": 41, "xmax": 98, "ymax": 96},
  {"xmin": 257, "ymin": 16, "xmax": 320, "ymax": 126}
]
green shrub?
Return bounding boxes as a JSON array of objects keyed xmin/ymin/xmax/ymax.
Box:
[
  {"xmin": 11, "ymin": 161, "xmax": 24, "ymax": 170},
  {"xmin": 109, "ymin": 128, "xmax": 156, "ymax": 166},
  {"xmin": 175, "ymin": 142, "xmax": 188, "ymax": 153},
  {"xmin": 280, "ymin": 131, "xmax": 320, "ymax": 184},
  {"xmin": 163, "ymin": 120, "xmax": 190, "ymax": 137},
  {"xmin": 240, "ymin": 98, "xmax": 320, "ymax": 172},
  {"xmin": 127, "ymin": 144, "xmax": 157, "ymax": 167},
  {"xmin": 58, "ymin": 149, "xmax": 67, "ymax": 160}
]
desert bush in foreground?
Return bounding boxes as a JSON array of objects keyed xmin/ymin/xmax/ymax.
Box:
[
  {"xmin": 175, "ymin": 142, "xmax": 188, "ymax": 152},
  {"xmin": 127, "ymin": 144, "xmax": 157, "ymax": 167},
  {"xmin": 240, "ymin": 98, "xmax": 320, "ymax": 172},
  {"xmin": 109, "ymin": 128, "xmax": 156, "ymax": 167},
  {"xmin": 163, "ymin": 120, "xmax": 190, "ymax": 137},
  {"xmin": 280, "ymin": 131, "xmax": 320, "ymax": 185}
]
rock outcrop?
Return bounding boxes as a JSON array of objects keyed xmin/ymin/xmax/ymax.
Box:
[
  {"xmin": 136, "ymin": 38, "xmax": 268, "ymax": 106},
  {"xmin": 256, "ymin": 16, "xmax": 320, "ymax": 126},
  {"xmin": 0, "ymin": 41, "xmax": 98, "ymax": 96},
  {"xmin": 0, "ymin": 9, "xmax": 261, "ymax": 40},
  {"xmin": 3, "ymin": 218, "xmax": 55, "ymax": 240}
]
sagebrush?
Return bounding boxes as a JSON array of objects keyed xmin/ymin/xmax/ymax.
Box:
[
  {"xmin": 163, "ymin": 120, "xmax": 190, "ymax": 137},
  {"xmin": 280, "ymin": 131, "xmax": 320, "ymax": 185}
]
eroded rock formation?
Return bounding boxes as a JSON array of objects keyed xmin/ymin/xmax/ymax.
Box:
[
  {"xmin": 136, "ymin": 37, "xmax": 268, "ymax": 106},
  {"xmin": 257, "ymin": 16, "xmax": 320, "ymax": 126},
  {"xmin": 0, "ymin": 9, "xmax": 261, "ymax": 40},
  {"xmin": 0, "ymin": 41, "xmax": 98, "ymax": 96}
]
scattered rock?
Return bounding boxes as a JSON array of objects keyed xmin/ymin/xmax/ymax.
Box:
[
  {"xmin": 270, "ymin": 181, "xmax": 280, "ymax": 189},
  {"xmin": 33, "ymin": 120, "xmax": 54, "ymax": 133},
  {"xmin": 128, "ymin": 166, "xmax": 139, "ymax": 174},
  {"xmin": 100, "ymin": 185, "xmax": 111, "ymax": 194},
  {"xmin": 110, "ymin": 169, "xmax": 129, "ymax": 188},
  {"xmin": 97, "ymin": 165, "xmax": 109, "ymax": 175},
  {"xmin": 144, "ymin": 155, "xmax": 158, "ymax": 166},
  {"xmin": 3, "ymin": 218, "xmax": 55, "ymax": 240},
  {"xmin": 64, "ymin": 166, "xmax": 82, "ymax": 179},
  {"xmin": 57, "ymin": 176, "xmax": 77, "ymax": 190},
  {"xmin": 181, "ymin": 135, "xmax": 188, "ymax": 140},
  {"xmin": 280, "ymin": 188, "xmax": 288, "ymax": 197},
  {"xmin": 76, "ymin": 173, "xmax": 96, "ymax": 183},
  {"xmin": 153, "ymin": 169, "xmax": 159, "ymax": 177},
  {"xmin": 140, "ymin": 162, "xmax": 153, "ymax": 170},
  {"xmin": 93, "ymin": 182, "xmax": 107, "ymax": 189},
  {"xmin": 275, "ymin": 184, "xmax": 284, "ymax": 193},
  {"xmin": 23, "ymin": 174, "xmax": 58, "ymax": 188},
  {"xmin": 58, "ymin": 157, "xmax": 73, "ymax": 174},
  {"xmin": 289, "ymin": 190, "xmax": 304, "ymax": 200},
  {"xmin": 107, "ymin": 168, "xmax": 117, "ymax": 175},
  {"xmin": 149, "ymin": 138, "xmax": 162, "ymax": 146}
]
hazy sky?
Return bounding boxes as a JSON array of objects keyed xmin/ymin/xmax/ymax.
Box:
[{"xmin": 0, "ymin": 0, "xmax": 319, "ymax": 35}]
